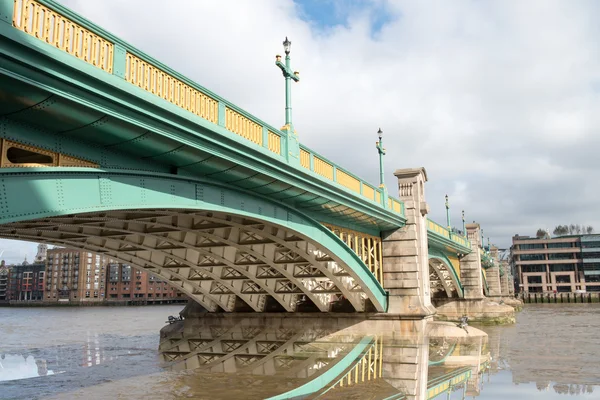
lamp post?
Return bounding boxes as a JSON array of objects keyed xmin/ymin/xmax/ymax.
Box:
[
  {"xmin": 376, "ymin": 128, "xmax": 386, "ymax": 188},
  {"xmin": 481, "ymin": 228, "xmax": 485, "ymax": 249},
  {"xmin": 375, "ymin": 128, "xmax": 388, "ymax": 207},
  {"xmin": 445, "ymin": 194, "xmax": 451, "ymax": 232},
  {"xmin": 275, "ymin": 37, "xmax": 299, "ymax": 134},
  {"xmin": 462, "ymin": 210, "xmax": 465, "ymax": 235}
]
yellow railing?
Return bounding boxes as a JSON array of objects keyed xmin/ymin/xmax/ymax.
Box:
[
  {"xmin": 267, "ymin": 131, "xmax": 281, "ymax": 154},
  {"xmin": 333, "ymin": 337, "xmax": 383, "ymax": 389},
  {"xmin": 324, "ymin": 224, "xmax": 384, "ymax": 286},
  {"xmin": 362, "ymin": 185, "xmax": 375, "ymax": 201},
  {"xmin": 225, "ymin": 107, "xmax": 262, "ymax": 146},
  {"xmin": 300, "ymin": 149, "xmax": 310, "ymax": 169},
  {"xmin": 313, "ymin": 156, "xmax": 334, "ymax": 180},
  {"xmin": 13, "ymin": 0, "xmax": 113, "ymax": 73},
  {"xmin": 125, "ymin": 53, "xmax": 218, "ymax": 124},
  {"xmin": 428, "ymin": 220, "xmax": 450, "ymax": 238},
  {"xmin": 336, "ymin": 169, "xmax": 360, "ymax": 194}
]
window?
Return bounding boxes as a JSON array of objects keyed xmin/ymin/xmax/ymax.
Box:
[
  {"xmin": 527, "ymin": 276, "xmax": 542, "ymax": 284},
  {"xmin": 522, "ymin": 265, "xmax": 546, "ymax": 273},
  {"xmin": 548, "ymin": 242, "xmax": 574, "ymax": 249},
  {"xmin": 581, "ymin": 241, "xmax": 600, "ymax": 249},
  {"xmin": 520, "ymin": 254, "xmax": 545, "ymax": 261},
  {"xmin": 85, "ymin": 291, "xmax": 90, "ymax": 298},
  {"xmin": 519, "ymin": 243, "xmax": 545, "ymax": 250},
  {"xmin": 555, "ymin": 275, "xmax": 571, "ymax": 283},
  {"xmin": 583, "ymin": 252, "xmax": 600, "ymax": 259},
  {"xmin": 550, "ymin": 264, "xmax": 576, "ymax": 272},
  {"xmin": 549, "ymin": 253, "xmax": 575, "ymax": 260}
]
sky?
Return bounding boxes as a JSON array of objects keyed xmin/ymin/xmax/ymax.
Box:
[{"xmin": 3, "ymin": 0, "xmax": 600, "ymax": 262}]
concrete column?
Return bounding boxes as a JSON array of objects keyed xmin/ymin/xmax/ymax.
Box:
[
  {"xmin": 460, "ymin": 223, "xmax": 484, "ymax": 299},
  {"xmin": 381, "ymin": 322, "xmax": 428, "ymax": 400},
  {"xmin": 382, "ymin": 168, "xmax": 435, "ymax": 317},
  {"xmin": 487, "ymin": 246, "xmax": 502, "ymax": 297},
  {"xmin": 500, "ymin": 269, "xmax": 510, "ymax": 296}
]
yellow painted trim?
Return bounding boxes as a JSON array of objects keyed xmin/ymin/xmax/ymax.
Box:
[
  {"xmin": 299, "ymin": 148, "xmax": 310, "ymax": 169},
  {"xmin": 313, "ymin": 156, "xmax": 334, "ymax": 180},
  {"xmin": 125, "ymin": 53, "xmax": 218, "ymax": 124},
  {"xmin": 13, "ymin": 0, "xmax": 114, "ymax": 73},
  {"xmin": 336, "ymin": 169, "xmax": 360, "ymax": 194}
]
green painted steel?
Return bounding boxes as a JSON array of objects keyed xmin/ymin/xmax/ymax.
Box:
[
  {"xmin": 428, "ymin": 248, "xmax": 464, "ymax": 298},
  {"xmin": 427, "ymin": 219, "xmax": 472, "ymax": 255},
  {"xmin": 266, "ymin": 336, "xmax": 374, "ymax": 400},
  {"xmin": 0, "ymin": 168, "xmax": 388, "ymax": 311},
  {"xmin": 0, "ymin": 14, "xmax": 405, "ymax": 235},
  {"xmin": 0, "ymin": 0, "xmax": 475, "ymax": 298}
]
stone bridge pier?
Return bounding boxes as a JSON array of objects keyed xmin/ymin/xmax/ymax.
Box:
[{"xmin": 382, "ymin": 168, "xmax": 435, "ymax": 317}]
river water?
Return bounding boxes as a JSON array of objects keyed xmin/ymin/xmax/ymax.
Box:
[{"xmin": 0, "ymin": 304, "xmax": 598, "ymax": 399}]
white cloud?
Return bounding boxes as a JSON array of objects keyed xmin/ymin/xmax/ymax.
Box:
[{"xmin": 20, "ymin": 0, "xmax": 600, "ymax": 248}]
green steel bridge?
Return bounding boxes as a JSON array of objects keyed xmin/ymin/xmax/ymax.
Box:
[{"xmin": 0, "ymin": 0, "xmax": 495, "ymax": 313}]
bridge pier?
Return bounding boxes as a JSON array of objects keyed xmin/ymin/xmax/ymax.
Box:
[
  {"xmin": 435, "ymin": 223, "xmax": 515, "ymax": 324},
  {"xmin": 486, "ymin": 246, "xmax": 502, "ymax": 298},
  {"xmin": 382, "ymin": 168, "xmax": 436, "ymax": 318},
  {"xmin": 381, "ymin": 320, "xmax": 429, "ymax": 400}
]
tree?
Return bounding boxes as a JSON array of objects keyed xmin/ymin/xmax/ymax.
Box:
[
  {"xmin": 536, "ymin": 229, "xmax": 548, "ymax": 239},
  {"xmin": 552, "ymin": 224, "xmax": 594, "ymax": 236},
  {"xmin": 553, "ymin": 225, "xmax": 569, "ymax": 236}
]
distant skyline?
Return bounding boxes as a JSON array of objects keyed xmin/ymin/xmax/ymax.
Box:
[{"xmin": 3, "ymin": 0, "xmax": 600, "ymax": 260}]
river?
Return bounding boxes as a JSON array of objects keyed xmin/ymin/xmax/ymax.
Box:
[{"xmin": 0, "ymin": 304, "xmax": 598, "ymax": 399}]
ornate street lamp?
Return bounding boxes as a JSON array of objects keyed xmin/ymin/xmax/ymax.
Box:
[
  {"xmin": 462, "ymin": 210, "xmax": 466, "ymax": 235},
  {"xmin": 376, "ymin": 128, "xmax": 386, "ymax": 188},
  {"xmin": 275, "ymin": 37, "xmax": 300, "ymax": 134},
  {"xmin": 445, "ymin": 194, "xmax": 451, "ymax": 232}
]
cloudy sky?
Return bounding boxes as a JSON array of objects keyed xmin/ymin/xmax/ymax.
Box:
[{"xmin": 3, "ymin": 0, "xmax": 600, "ymax": 262}]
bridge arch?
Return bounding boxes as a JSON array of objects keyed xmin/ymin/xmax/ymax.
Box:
[
  {"xmin": 0, "ymin": 168, "xmax": 387, "ymax": 312},
  {"xmin": 428, "ymin": 249, "xmax": 463, "ymax": 299}
]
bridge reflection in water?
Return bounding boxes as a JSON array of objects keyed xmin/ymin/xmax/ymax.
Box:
[{"xmin": 158, "ymin": 317, "xmax": 490, "ymax": 399}]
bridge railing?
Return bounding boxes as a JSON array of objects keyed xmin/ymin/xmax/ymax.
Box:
[
  {"xmin": 299, "ymin": 145, "xmax": 404, "ymax": 212},
  {"xmin": 9, "ymin": 0, "xmax": 405, "ymax": 218},
  {"xmin": 427, "ymin": 219, "xmax": 471, "ymax": 249}
]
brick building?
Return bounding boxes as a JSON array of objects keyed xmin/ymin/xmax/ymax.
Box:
[
  {"xmin": 6, "ymin": 262, "xmax": 45, "ymax": 301},
  {"xmin": 106, "ymin": 263, "xmax": 181, "ymax": 303},
  {"xmin": 44, "ymin": 247, "xmax": 183, "ymax": 304}
]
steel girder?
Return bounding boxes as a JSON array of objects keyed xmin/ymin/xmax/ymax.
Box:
[{"xmin": 0, "ymin": 209, "xmax": 379, "ymax": 312}]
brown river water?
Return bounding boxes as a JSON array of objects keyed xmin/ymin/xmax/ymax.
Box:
[{"xmin": 0, "ymin": 303, "xmax": 598, "ymax": 399}]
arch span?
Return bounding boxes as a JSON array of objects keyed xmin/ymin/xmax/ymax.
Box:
[
  {"xmin": 428, "ymin": 250, "xmax": 463, "ymax": 299},
  {"xmin": 0, "ymin": 168, "xmax": 387, "ymax": 312}
]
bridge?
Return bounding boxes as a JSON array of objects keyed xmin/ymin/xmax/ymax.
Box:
[
  {"xmin": 158, "ymin": 316, "xmax": 484, "ymax": 399},
  {"xmin": 0, "ymin": 0, "xmax": 514, "ymax": 316}
]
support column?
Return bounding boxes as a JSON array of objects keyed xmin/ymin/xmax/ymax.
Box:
[
  {"xmin": 382, "ymin": 168, "xmax": 435, "ymax": 317},
  {"xmin": 487, "ymin": 246, "xmax": 502, "ymax": 297},
  {"xmin": 500, "ymin": 270, "xmax": 510, "ymax": 296},
  {"xmin": 381, "ymin": 320, "xmax": 429, "ymax": 400},
  {"xmin": 460, "ymin": 223, "xmax": 484, "ymax": 299}
]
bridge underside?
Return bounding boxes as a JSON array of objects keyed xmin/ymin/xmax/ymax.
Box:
[
  {"xmin": 429, "ymin": 257, "xmax": 462, "ymax": 299},
  {"xmin": 0, "ymin": 209, "xmax": 381, "ymax": 312}
]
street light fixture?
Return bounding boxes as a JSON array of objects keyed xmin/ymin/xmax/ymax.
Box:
[
  {"xmin": 445, "ymin": 194, "xmax": 451, "ymax": 232},
  {"xmin": 275, "ymin": 37, "xmax": 299, "ymax": 134},
  {"xmin": 376, "ymin": 128, "xmax": 386, "ymax": 188}
]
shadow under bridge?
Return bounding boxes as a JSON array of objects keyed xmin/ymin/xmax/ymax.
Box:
[{"xmin": 0, "ymin": 169, "xmax": 387, "ymax": 312}]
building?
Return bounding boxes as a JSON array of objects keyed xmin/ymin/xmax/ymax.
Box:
[
  {"xmin": 106, "ymin": 263, "xmax": 181, "ymax": 303},
  {"xmin": 511, "ymin": 234, "xmax": 600, "ymax": 293},
  {"xmin": 45, "ymin": 247, "xmax": 183, "ymax": 304},
  {"xmin": 44, "ymin": 248, "xmax": 108, "ymax": 302},
  {"xmin": 5, "ymin": 261, "xmax": 46, "ymax": 301},
  {"xmin": 0, "ymin": 261, "xmax": 8, "ymax": 301}
]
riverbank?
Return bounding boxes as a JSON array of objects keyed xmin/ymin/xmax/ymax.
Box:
[
  {"xmin": 0, "ymin": 299, "xmax": 187, "ymax": 307},
  {"xmin": 520, "ymin": 292, "xmax": 600, "ymax": 303}
]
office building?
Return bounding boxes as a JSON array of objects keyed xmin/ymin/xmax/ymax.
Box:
[{"xmin": 511, "ymin": 234, "xmax": 600, "ymax": 293}]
